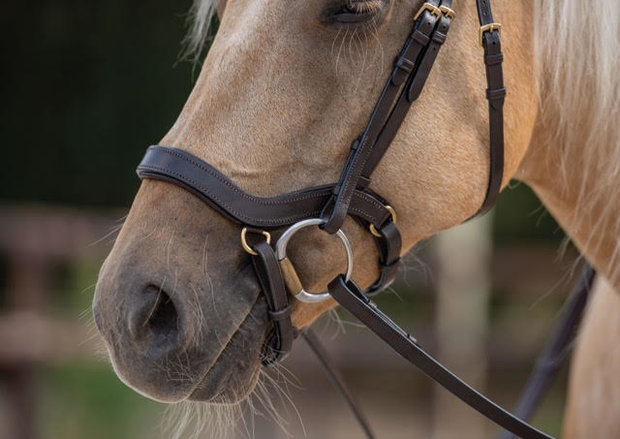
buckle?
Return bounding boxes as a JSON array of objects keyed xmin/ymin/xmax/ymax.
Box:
[
  {"xmin": 479, "ymin": 22, "xmax": 502, "ymax": 46},
  {"xmin": 414, "ymin": 3, "xmax": 442, "ymax": 21},
  {"xmin": 369, "ymin": 205, "xmax": 398, "ymax": 238},
  {"xmin": 439, "ymin": 6, "xmax": 456, "ymax": 19}
]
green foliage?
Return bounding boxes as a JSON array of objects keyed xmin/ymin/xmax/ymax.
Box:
[{"xmin": 38, "ymin": 362, "xmax": 162, "ymax": 439}]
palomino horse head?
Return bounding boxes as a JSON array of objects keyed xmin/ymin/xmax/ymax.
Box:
[{"xmin": 93, "ymin": 0, "xmax": 618, "ymax": 409}]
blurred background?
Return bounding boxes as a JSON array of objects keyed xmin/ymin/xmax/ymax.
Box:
[{"xmin": 0, "ymin": 1, "xmax": 583, "ymax": 438}]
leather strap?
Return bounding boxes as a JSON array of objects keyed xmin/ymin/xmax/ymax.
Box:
[
  {"xmin": 366, "ymin": 221, "xmax": 401, "ymax": 296},
  {"xmin": 251, "ymin": 240, "xmax": 297, "ymax": 365},
  {"xmin": 138, "ymin": 145, "xmax": 395, "ymax": 229},
  {"xmin": 328, "ymin": 275, "xmax": 553, "ymax": 439},
  {"xmin": 474, "ymin": 0, "xmax": 506, "ymax": 216}
]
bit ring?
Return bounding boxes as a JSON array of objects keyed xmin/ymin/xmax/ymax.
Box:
[{"xmin": 276, "ymin": 218, "xmax": 353, "ymax": 303}]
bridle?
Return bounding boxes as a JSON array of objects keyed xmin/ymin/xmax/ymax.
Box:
[{"xmin": 135, "ymin": 2, "xmax": 592, "ymax": 438}]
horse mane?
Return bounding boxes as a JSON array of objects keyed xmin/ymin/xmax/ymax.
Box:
[{"xmin": 534, "ymin": 0, "xmax": 620, "ymax": 281}]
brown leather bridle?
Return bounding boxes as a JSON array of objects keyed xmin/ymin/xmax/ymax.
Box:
[{"xmin": 135, "ymin": 2, "xmax": 594, "ymax": 438}]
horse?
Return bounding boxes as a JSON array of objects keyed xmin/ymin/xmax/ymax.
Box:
[{"xmin": 92, "ymin": 0, "xmax": 619, "ymax": 437}]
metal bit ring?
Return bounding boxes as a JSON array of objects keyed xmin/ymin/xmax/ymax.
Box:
[{"xmin": 276, "ymin": 218, "xmax": 353, "ymax": 303}]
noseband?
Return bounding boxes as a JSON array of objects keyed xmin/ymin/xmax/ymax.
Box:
[{"xmin": 136, "ymin": 2, "xmax": 567, "ymax": 438}]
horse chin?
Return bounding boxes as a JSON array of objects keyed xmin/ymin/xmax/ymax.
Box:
[{"xmin": 186, "ymin": 299, "xmax": 266, "ymax": 403}]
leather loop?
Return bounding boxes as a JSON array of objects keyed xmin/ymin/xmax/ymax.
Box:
[
  {"xmin": 366, "ymin": 221, "xmax": 402, "ymax": 295},
  {"xmin": 251, "ymin": 241, "xmax": 296, "ymax": 366}
]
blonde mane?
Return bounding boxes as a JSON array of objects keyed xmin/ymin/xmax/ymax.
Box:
[
  {"xmin": 534, "ymin": 0, "xmax": 620, "ymax": 281},
  {"xmin": 184, "ymin": 0, "xmax": 219, "ymax": 62}
]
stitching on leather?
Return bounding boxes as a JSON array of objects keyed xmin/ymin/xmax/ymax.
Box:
[
  {"xmin": 141, "ymin": 164, "xmax": 331, "ymax": 225},
  {"xmin": 157, "ymin": 148, "xmax": 328, "ymax": 206},
  {"xmin": 144, "ymin": 148, "xmax": 390, "ymax": 224}
]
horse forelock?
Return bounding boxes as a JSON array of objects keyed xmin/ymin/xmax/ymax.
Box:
[{"xmin": 184, "ymin": 0, "xmax": 219, "ymax": 63}]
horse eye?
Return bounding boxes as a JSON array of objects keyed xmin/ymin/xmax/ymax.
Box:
[{"xmin": 329, "ymin": 0, "xmax": 384, "ymax": 24}]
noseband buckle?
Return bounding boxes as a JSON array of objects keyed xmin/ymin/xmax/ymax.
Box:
[
  {"xmin": 479, "ymin": 22, "xmax": 502, "ymax": 46},
  {"xmin": 276, "ymin": 219, "xmax": 354, "ymax": 304}
]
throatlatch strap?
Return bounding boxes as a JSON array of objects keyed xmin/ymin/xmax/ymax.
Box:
[
  {"xmin": 474, "ymin": 0, "xmax": 506, "ymax": 216},
  {"xmin": 328, "ymin": 275, "xmax": 553, "ymax": 439}
]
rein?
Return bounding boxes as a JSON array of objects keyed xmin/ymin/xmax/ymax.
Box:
[{"xmin": 135, "ymin": 2, "xmax": 591, "ymax": 438}]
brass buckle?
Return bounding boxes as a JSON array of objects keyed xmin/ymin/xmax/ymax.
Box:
[
  {"xmin": 479, "ymin": 22, "xmax": 502, "ymax": 46},
  {"xmin": 369, "ymin": 205, "xmax": 398, "ymax": 238},
  {"xmin": 439, "ymin": 6, "xmax": 456, "ymax": 20},
  {"xmin": 414, "ymin": 3, "xmax": 442, "ymax": 21},
  {"xmin": 240, "ymin": 227, "xmax": 271, "ymax": 256}
]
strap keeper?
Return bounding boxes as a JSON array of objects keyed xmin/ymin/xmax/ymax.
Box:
[
  {"xmin": 432, "ymin": 31, "xmax": 447, "ymax": 45},
  {"xmin": 484, "ymin": 53, "xmax": 504, "ymax": 66},
  {"xmin": 486, "ymin": 87, "xmax": 506, "ymax": 101},
  {"xmin": 380, "ymin": 257, "xmax": 401, "ymax": 271},
  {"xmin": 412, "ymin": 29, "xmax": 430, "ymax": 46},
  {"xmin": 357, "ymin": 176, "xmax": 371, "ymax": 189},
  {"xmin": 268, "ymin": 306, "xmax": 291, "ymax": 322},
  {"xmin": 395, "ymin": 56, "xmax": 415, "ymax": 74}
]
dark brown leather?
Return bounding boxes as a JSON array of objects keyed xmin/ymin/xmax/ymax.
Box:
[
  {"xmin": 327, "ymin": 275, "xmax": 552, "ymax": 439},
  {"xmin": 366, "ymin": 221, "xmax": 401, "ymax": 296},
  {"xmin": 474, "ymin": 0, "xmax": 506, "ymax": 215},
  {"xmin": 251, "ymin": 240, "xmax": 296, "ymax": 365},
  {"xmin": 138, "ymin": 146, "xmax": 395, "ymax": 229}
]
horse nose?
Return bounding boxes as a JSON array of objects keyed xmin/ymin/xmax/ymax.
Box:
[
  {"xmin": 92, "ymin": 270, "xmax": 191, "ymax": 360},
  {"xmin": 127, "ymin": 285, "xmax": 181, "ymax": 349}
]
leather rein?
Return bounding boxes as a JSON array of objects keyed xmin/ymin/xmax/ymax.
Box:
[{"xmin": 135, "ymin": 2, "xmax": 591, "ymax": 438}]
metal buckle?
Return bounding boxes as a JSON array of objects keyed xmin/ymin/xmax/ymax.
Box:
[
  {"xmin": 479, "ymin": 22, "xmax": 502, "ymax": 46},
  {"xmin": 241, "ymin": 227, "xmax": 271, "ymax": 256},
  {"xmin": 276, "ymin": 218, "xmax": 354, "ymax": 304},
  {"xmin": 414, "ymin": 3, "xmax": 442, "ymax": 21},
  {"xmin": 369, "ymin": 205, "xmax": 397, "ymax": 238},
  {"xmin": 439, "ymin": 6, "xmax": 456, "ymax": 19}
]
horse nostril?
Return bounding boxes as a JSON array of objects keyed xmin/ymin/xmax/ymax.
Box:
[{"xmin": 138, "ymin": 285, "xmax": 180, "ymax": 345}]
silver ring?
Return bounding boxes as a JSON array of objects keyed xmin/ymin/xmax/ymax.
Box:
[{"xmin": 275, "ymin": 218, "xmax": 353, "ymax": 303}]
